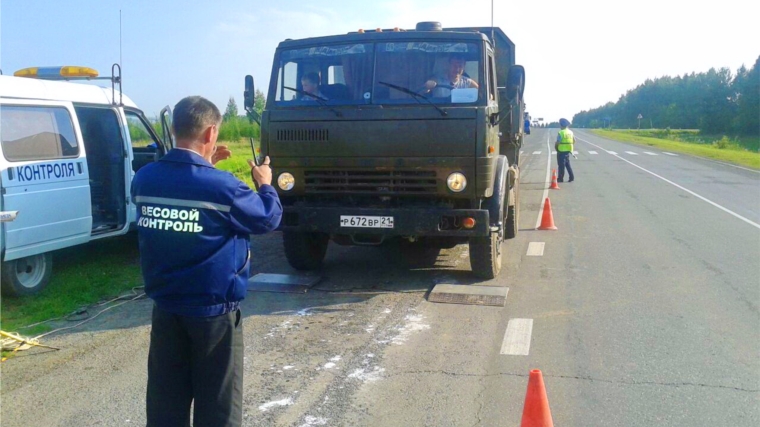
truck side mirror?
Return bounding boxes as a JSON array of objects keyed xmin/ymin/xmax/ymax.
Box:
[
  {"xmin": 506, "ymin": 65, "xmax": 525, "ymax": 100},
  {"xmin": 244, "ymin": 75, "xmax": 255, "ymax": 111}
]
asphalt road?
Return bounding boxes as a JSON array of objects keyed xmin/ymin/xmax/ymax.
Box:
[{"xmin": 1, "ymin": 128, "xmax": 758, "ymax": 426}]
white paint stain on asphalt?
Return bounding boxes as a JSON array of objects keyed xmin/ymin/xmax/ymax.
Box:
[
  {"xmin": 298, "ymin": 415, "xmax": 329, "ymax": 426},
  {"xmin": 324, "ymin": 362, "xmax": 337, "ymax": 369},
  {"xmin": 348, "ymin": 366, "xmax": 386, "ymax": 383},
  {"xmin": 329, "ymin": 355, "xmax": 342, "ymax": 362},
  {"xmin": 258, "ymin": 397, "xmax": 294, "ymax": 412},
  {"xmin": 391, "ymin": 314, "xmax": 431, "ymax": 345},
  {"xmin": 500, "ymin": 318, "xmax": 534, "ymax": 356}
]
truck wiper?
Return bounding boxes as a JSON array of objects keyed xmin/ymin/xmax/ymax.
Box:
[
  {"xmin": 283, "ymin": 86, "xmax": 342, "ymax": 117},
  {"xmin": 377, "ymin": 81, "xmax": 448, "ymax": 117}
]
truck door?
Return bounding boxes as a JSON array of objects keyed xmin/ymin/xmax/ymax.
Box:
[{"xmin": 0, "ymin": 101, "xmax": 92, "ymax": 261}]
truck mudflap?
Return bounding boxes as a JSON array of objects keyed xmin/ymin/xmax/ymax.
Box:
[{"xmin": 280, "ymin": 206, "xmax": 490, "ymax": 237}]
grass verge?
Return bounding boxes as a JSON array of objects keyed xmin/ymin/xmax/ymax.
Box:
[
  {"xmin": 590, "ymin": 130, "xmax": 760, "ymax": 169},
  {"xmin": 1, "ymin": 234, "xmax": 143, "ymax": 336}
]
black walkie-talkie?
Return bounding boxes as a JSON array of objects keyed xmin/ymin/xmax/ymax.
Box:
[{"xmin": 250, "ymin": 137, "xmax": 259, "ymax": 191}]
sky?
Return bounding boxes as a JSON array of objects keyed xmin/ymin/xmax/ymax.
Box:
[{"xmin": 1, "ymin": 0, "xmax": 758, "ymax": 122}]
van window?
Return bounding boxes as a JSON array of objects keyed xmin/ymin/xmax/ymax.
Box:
[
  {"xmin": 125, "ymin": 111, "xmax": 159, "ymax": 148},
  {"xmin": 0, "ymin": 105, "xmax": 79, "ymax": 161}
]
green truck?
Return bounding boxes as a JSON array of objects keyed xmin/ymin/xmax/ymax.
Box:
[{"xmin": 245, "ymin": 22, "xmax": 525, "ymax": 279}]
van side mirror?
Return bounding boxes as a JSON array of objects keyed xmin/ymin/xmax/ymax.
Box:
[
  {"xmin": 244, "ymin": 75, "xmax": 255, "ymax": 111},
  {"xmin": 506, "ymin": 65, "xmax": 525, "ymax": 100}
]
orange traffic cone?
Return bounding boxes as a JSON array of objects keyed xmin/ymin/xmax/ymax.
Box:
[
  {"xmin": 520, "ymin": 369, "xmax": 554, "ymax": 427},
  {"xmin": 537, "ymin": 198, "xmax": 557, "ymax": 230},
  {"xmin": 549, "ymin": 170, "xmax": 560, "ymax": 190}
]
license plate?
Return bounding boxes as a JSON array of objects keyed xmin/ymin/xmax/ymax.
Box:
[{"xmin": 340, "ymin": 215, "xmax": 394, "ymax": 228}]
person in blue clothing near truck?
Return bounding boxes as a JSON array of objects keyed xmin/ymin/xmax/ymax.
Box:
[{"xmin": 132, "ymin": 96, "xmax": 282, "ymax": 427}]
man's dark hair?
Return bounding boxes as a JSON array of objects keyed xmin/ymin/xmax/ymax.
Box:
[
  {"xmin": 302, "ymin": 72, "xmax": 320, "ymax": 85},
  {"xmin": 172, "ymin": 96, "xmax": 222, "ymax": 140}
]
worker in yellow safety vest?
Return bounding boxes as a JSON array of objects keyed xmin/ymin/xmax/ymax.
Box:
[{"xmin": 555, "ymin": 118, "xmax": 575, "ymax": 182}]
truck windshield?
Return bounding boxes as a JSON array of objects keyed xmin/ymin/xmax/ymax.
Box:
[
  {"xmin": 374, "ymin": 42, "xmax": 481, "ymax": 105},
  {"xmin": 274, "ymin": 43, "xmax": 374, "ymax": 105},
  {"xmin": 273, "ymin": 41, "xmax": 481, "ymax": 107}
]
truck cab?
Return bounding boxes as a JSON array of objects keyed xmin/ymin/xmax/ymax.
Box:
[
  {"xmin": 246, "ymin": 22, "xmax": 525, "ymax": 278},
  {"xmin": 0, "ymin": 65, "xmax": 174, "ymax": 295}
]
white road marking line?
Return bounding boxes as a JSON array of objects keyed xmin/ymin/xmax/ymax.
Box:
[
  {"xmin": 536, "ymin": 134, "xmax": 552, "ymax": 229},
  {"xmin": 662, "ymin": 152, "xmax": 678, "ymax": 156},
  {"xmin": 625, "ymin": 151, "xmax": 638, "ymax": 155},
  {"xmin": 532, "ymin": 151, "xmax": 542, "ymax": 155},
  {"xmin": 644, "ymin": 151, "xmax": 658, "ymax": 155},
  {"xmin": 526, "ymin": 242, "xmax": 545, "ymax": 256},
  {"xmin": 607, "ymin": 151, "xmax": 618, "ymax": 155},
  {"xmin": 551, "ymin": 151, "xmax": 557, "ymax": 154},
  {"xmin": 572, "ymin": 151, "xmax": 579, "ymax": 155},
  {"xmin": 579, "ymin": 137, "xmax": 760, "ymax": 230},
  {"xmin": 500, "ymin": 319, "xmax": 534, "ymax": 356},
  {"xmin": 588, "ymin": 150, "xmax": 598, "ymax": 154}
]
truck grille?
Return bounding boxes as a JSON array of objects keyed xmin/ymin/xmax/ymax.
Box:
[{"xmin": 304, "ymin": 170, "xmax": 437, "ymax": 195}]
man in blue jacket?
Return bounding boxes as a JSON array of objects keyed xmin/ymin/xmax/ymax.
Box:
[{"xmin": 132, "ymin": 96, "xmax": 282, "ymax": 427}]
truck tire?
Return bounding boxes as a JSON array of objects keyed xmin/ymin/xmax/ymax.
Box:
[
  {"xmin": 283, "ymin": 231, "xmax": 329, "ymax": 271},
  {"xmin": 469, "ymin": 232, "xmax": 502, "ymax": 280},
  {"xmin": 506, "ymin": 179, "xmax": 519, "ymax": 239},
  {"xmin": 470, "ymin": 157, "xmax": 506, "ymax": 279},
  {"xmin": 1, "ymin": 253, "xmax": 53, "ymax": 296}
]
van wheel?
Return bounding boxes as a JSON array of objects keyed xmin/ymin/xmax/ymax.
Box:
[
  {"xmin": 283, "ymin": 231, "xmax": 329, "ymax": 271},
  {"xmin": 1, "ymin": 253, "xmax": 53, "ymax": 296},
  {"xmin": 469, "ymin": 231, "xmax": 503, "ymax": 280}
]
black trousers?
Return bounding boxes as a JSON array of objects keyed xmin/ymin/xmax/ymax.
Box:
[
  {"xmin": 557, "ymin": 151, "xmax": 575, "ymax": 181},
  {"xmin": 146, "ymin": 305, "xmax": 243, "ymax": 427}
]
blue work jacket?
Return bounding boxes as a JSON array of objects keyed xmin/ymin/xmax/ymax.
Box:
[{"xmin": 131, "ymin": 148, "xmax": 282, "ymax": 317}]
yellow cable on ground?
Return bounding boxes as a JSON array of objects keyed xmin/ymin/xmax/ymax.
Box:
[{"xmin": 0, "ymin": 330, "xmax": 59, "ymax": 362}]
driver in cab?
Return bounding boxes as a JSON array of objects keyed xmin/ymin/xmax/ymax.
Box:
[{"xmin": 423, "ymin": 54, "xmax": 479, "ymax": 97}]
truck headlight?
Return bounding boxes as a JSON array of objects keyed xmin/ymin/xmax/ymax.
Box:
[
  {"xmin": 447, "ymin": 172, "xmax": 467, "ymax": 192},
  {"xmin": 277, "ymin": 172, "xmax": 295, "ymax": 191}
]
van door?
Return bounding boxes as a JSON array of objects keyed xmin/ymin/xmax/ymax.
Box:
[
  {"xmin": 0, "ymin": 101, "xmax": 92, "ymax": 261},
  {"xmin": 159, "ymin": 106, "xmax": 176, "ymax": 151},
  {"xmin": 124, "ymin": 108, "xmax": 167, "ymax": 226}
]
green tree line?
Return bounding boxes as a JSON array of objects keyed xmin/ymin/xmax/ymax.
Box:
[
  {"xmin": 573, "ymin": 55, "xmax": 759, "ymax": 138},
  {"xmin": 218, "ymin": 90, "xmax": 266, "ymax": 141}
]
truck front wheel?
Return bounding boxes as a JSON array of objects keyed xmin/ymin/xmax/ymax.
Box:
[
  {"xmin": 283, "ymin": 231, "xmax": 329, "ymax": 271},
  {"xmin": 1, "ymin": 253, "xmax": 53, "ymax": 296},
  {"xmin": 469, "ymin": 231, "xmax": 503, "ymax": 280}
]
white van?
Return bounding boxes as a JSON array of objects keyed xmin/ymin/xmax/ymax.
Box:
[{"xmin": 0, "ymin": 65, "xmax": 174, "ymax": 296}]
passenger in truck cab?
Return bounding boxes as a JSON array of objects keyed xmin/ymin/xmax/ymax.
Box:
[
  {"xmin": 423, "ymin": 54, "xmax": 479, "ymax": 97},
  {"xmin": 300, "ymin": 72, "xmax": 326, "ymax": 100}
]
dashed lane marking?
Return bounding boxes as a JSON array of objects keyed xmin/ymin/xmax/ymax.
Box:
[
  {"xmin": 551, "ymin": 151, "xmax": 557, "ymax": 154},
  {"xmin": 500, "ymin": 319, "xmax": 534, "ymax": 356},
  {"xmin": 532, "ymin": 151, "xmax": 542, "ymax": 155},
  {"xmin": 526, "ymin": 242, "xmax": 545, "ymax": 256},
  {"xmin": 535, "ymin": 134, "xmax": 552, "ymax": 229},
  {"xmin": 607, "ymin": 151, "xmax": 618, "ymax": 155},
  {"xmin": 644, "ymin": 151, "xmax": 658, "ymax": 155},
  {"xmin": 625, "ymin": 151, "xmax": 638, "ymax": 155},
  {"xmin": 588, "ymin": 150, "xmax": 598, "ymax": 154},
  {"xmin": 662, "ymin": 152, "xmax": 678, "ymax": 156}
]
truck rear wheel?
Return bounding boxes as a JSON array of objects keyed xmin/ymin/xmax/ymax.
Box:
[
  {"xmin": 283, "ymin": 231, "xmax": 329, "ymax": 271},
  {"xmin": 1, "ymin": 253, "xmax": 53, "ymax": 296},
  {"xmin": 506, "ymin": 179, "xmax": 520, "ymax": 239},
  {"xmin": 469, "ymin": 232, "xmax": 503, "ymax": 280}
]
